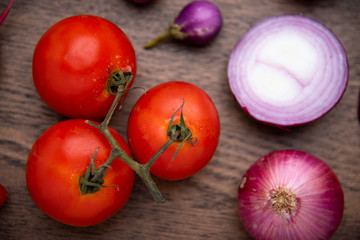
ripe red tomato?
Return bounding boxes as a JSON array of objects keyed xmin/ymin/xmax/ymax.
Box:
[
  {"xmin": 0, "ymin": 184, "xmax": 7, "ymax": 207},
  {"xmin": 127, "ymin": 81, "xmax": 220, "ymax": 180},
  {"xmin": 26, "ymin": 119, "xmax": 134, "ymax": 226},
  {"xmin": 32, "ymin": 15, "xmax": 136, "ymax": 120}
]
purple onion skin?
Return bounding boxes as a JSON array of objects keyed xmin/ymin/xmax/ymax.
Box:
[
  {"xmin": 228, "ymin": 15, "xmax": 349, "ymax": 128},
  {"xmin": 238, "ymin": 150, "xmax": 344, "ymax": 240},
  {"xmin": 174, "ymin": 0, "xmax": 222, "ymax": 45},
  {"xmin": 0, "ymin": 0, "xmax": 14, "ymax": 26}
]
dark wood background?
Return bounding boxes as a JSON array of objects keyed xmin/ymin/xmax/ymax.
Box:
[{"xmin": 0, "ymin": 0, "xmax": 359, "ymax": 239}]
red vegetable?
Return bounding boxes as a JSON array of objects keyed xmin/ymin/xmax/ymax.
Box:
[
  {"xmin": 238, "ymin": 150, "xmax": 344, "ymax": 240},
  {"xmin": 32, "ymin": 15, "xmax": 136, "ymax": 120},
  {"xmin": 127, "ymin": 81, "xmax": 220, "ymax": 180},
  {"xmin": 0, "ymin": 0, "xmax": 13, "ymax": 26},
  {"xmin": 0, "ymin": 184, "xmax": 7, "ymax": 207},
  {"xmin": 145, "ymin": 0, "xmax": 222, "ymax": 48},
  {"xmin": 26, "ymin": 119, "xmax": 134, "ymax": 226},
  {"xmin": 228, "ymin": 15, "xmax": 348, "ymax": 127}
]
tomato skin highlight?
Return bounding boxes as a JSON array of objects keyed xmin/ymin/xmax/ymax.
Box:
[
  {"xmin": 26, "ymin": 119, "xmax": 134, "ymax": 227},
  {"xmin": 127, "ymin": 81, "xmax": 220, "ymax": 180},
  {"xmin": 32, "ymin": 15, "xmax": 136, "ymax": 120}
]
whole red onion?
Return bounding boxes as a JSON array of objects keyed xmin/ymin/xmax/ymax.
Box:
[
  {"xmin": 228, "ymin": 15, "xmax": 348, "ymax": 127},
  {"xmin": 238, "ymin": 150, "xmax": 344, "ymax": 240},
  {"xmin": 145, "ymin": 0, "xmax": 222, "ymax": 48}
]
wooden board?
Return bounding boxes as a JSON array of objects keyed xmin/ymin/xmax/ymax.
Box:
[{"xmin": 0, "ymin": 0, "xmax": 359, "ymax": 239}]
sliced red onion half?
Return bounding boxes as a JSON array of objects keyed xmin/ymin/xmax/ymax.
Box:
[
  {"xmin": 238, "ymin": 150, "xmax": 344, "ymax": 240},
  {"xmin": 228, "ymin": 15, "xmax": 349, "ymax": 127}
]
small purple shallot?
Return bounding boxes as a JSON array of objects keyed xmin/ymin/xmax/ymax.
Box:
[{"xmin": 145, "ymin": 1, "xmax": 222, "ymax": 48}]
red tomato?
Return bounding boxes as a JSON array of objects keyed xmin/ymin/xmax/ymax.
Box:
[
  {"xmin": 26, "ymin": 119, "xmax": 134, "ymax": 226},
  {"xmin": 0, "ymin": 184, "xmax": 7, "ymax": 207},
  {"xmin": 127, "ymin": 81, "xmax": 220, "ymax": 180},
  {"xmin": 32, "ymin": 15, "xmax": 136, "ymax": 120}
]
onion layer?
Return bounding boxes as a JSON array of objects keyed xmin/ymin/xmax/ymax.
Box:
[
  {"xmin": 228, "ymin": 15, "xmax": 348, "ymax": 127},
  {"xmin": 238, "ymin": 150, "xmax": 344, "ymax": 240}
]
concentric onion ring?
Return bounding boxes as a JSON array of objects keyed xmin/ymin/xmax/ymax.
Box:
[{"xmin": 228, "ymin": 15, "xmax": 348, "ymax": 127}]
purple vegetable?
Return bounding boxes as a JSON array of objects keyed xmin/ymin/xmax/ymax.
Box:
[
  {"xmin": 0, "ymin": 0, "xmax": 14, "ymax": 26},
  {"xmin": 228, "ymin": 15, "xmax": 349, "ymax": 127},
  {"xmin": 144, "ymin": 0, "xmax": 222, "ymax": 48},
  {"xmin": 238, "ymin": 150, "xmax": 344, "ymax": 240}
]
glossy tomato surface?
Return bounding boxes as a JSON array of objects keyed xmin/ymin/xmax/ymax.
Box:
[
  {"xmin": 32, "ymin": 15, "xmax": 136, "ymax": 120},
  {"xmin": 127, "ymin": 81, "xmax": 220, "ymax": 180},
  {"xmin": 26, "ymin": 119, "xmax": 134, "ymax": 226}
]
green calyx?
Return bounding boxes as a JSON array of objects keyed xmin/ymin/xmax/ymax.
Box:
[
  {"xmin": 106, "ymin": 67, "xmax": 133, "ymax": 96},
  {"xmin": 166, "ymin": 98, "xmax": 197, "ymax": 160},
  {"xmin": 169, "ymin": 24, "xmax": 187, "ymax": 41},
  {"xmin": 79, "ymin": 148, "xmax": 119, "ymax": 195}
]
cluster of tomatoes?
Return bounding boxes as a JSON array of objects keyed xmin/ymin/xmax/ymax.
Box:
[{"xmin": 25, "ymin": 15, "xmax": 220, "ymax": 226}]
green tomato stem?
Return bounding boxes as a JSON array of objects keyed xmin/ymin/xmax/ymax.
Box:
[
  {"xmin": 81, "ymin": 69, "xmax": 197, "ymax": 204},
  {"xmin": 88, "ymin": 121, "xmax": 166, "ymax": 203},
  {"xmin": 81, "ymin": 70, "xmax": 165, "ymax": 203}
]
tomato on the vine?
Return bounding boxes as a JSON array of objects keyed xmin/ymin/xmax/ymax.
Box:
[
  {"xmin": 127, "ymin": 81, "xmax": 220, "ymax": 180},
  {"xmin": 26, "ymin": 119, "xmax": 134, "ymax": 227},
  {"xmin": 32, "ymin": 15, "xmax": 136, "ymax": 120},
  {"xmin": 0, "ymin": 184, "xmax": 7, "ymax": 207}
]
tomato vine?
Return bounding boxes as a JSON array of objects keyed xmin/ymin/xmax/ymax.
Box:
[{"xmin": 81, "ymin": 70, "xmax": 196, "ymax": 203}]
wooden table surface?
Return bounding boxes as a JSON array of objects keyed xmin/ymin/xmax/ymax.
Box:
[{"xmin": 0, "ymin": 0, "xmax": 359, "ymax": 239}]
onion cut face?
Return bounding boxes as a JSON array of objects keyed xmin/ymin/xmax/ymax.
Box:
[
  {"xmin": 228, "ymin": 15, "xmax": 348, "ymax": 127},
  {"xmin": 237, "ymin": 150, "xmax": 344, "ymax": 240}
]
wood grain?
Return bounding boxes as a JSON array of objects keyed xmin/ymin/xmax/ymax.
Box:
[{"xmin": 0, "ymin": 0, "xmax": 359, "ymax": 239}]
